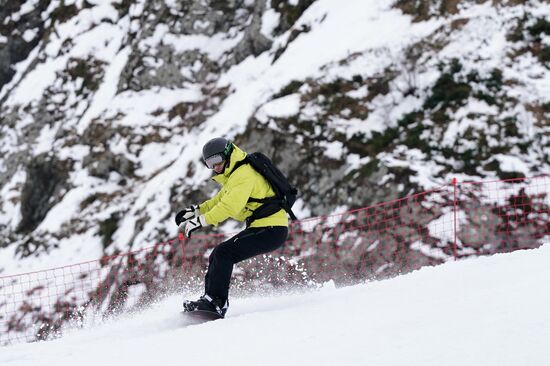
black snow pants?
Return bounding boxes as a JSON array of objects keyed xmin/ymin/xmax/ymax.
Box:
[{"xmin": 205, "ymin": 226, "xmax": 288, "ymax": 301}]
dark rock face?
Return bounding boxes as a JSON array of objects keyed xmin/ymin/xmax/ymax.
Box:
[
  {"xmin": 0, "ymin": 0, "xmax": 546, "ymax": 256},
  {"xmin": 83, "ymin": 151, "xmax": 135, "ymax": 180},
  {"xmin": 271, "ymin": 0, "xmax": 317, "ymax": 35},
  {"xmin": 17, "ymin": 154, "xmax": 71, "ymax": 234},
  {"xmin": 117, "ymin": 0, "xmax": 273, "ymax": 92},
  {"xmin": 0, "ymin": 0, "xmax": 50, "ymax": 90}
]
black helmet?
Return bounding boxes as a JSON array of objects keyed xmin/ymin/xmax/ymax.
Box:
[{"xmin": 202, "ymin": 137, "xmax": 233, "ymax": 169}]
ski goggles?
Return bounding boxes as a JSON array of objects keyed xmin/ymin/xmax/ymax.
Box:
[{"xmin": 204, "ymin": 153, "xmax": 226, "ymax": 169}]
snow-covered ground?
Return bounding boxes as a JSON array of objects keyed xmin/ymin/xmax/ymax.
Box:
[{"xmin": 2, "ymin": 244, "xmax": 549, "ymax": 366}]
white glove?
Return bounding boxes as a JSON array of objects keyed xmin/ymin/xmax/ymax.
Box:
[
  {"xmin": 175, "ymin": 205, "xmax": 199, "ymax": 226},
  {"xmin": 179, "ymin": 215, "xmax": 208, "ymax": 238}
]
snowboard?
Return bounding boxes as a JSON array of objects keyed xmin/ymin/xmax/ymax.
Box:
[{"xmin": 181, "ymin": 310, "xmax": 223, "ymax": 324}]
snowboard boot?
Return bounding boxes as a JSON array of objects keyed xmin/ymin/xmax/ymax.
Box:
[{"xmin": 183, "ymin": 294, "xmax": 228, "ymax": 318}]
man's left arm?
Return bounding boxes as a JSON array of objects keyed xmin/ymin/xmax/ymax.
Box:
[{"xmin": 203, "ymin": 175, "xmax": 253, "ymax": 226}]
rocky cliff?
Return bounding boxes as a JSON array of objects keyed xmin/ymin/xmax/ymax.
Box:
[{"xmin": 0, "ymin": 0, "xmax": 548, "ymax": 275}]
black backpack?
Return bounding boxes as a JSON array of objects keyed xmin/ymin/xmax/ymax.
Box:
[{"xmin": 233, "ymin": 152, "xmax": 298, "ymax": 226}]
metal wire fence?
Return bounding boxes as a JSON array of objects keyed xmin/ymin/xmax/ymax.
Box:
[{"xmin": 1, "ymin": 176, "xmax": 548, "ymax": 346}]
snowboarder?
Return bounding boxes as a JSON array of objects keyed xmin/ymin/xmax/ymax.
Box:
[{"xmin": 175, "ymin": 137, "xmax": 290, "ymax": 318}]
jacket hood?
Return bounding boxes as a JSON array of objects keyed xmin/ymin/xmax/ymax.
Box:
[{"xmin": 213, "ymin": 143, "xmax": 246, "ymax": 182}]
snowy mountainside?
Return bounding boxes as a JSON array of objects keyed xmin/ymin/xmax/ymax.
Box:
[
  {"xmin": 1, "ymin": 243, "xmax": 549, "ymax": 366},
  {"xmin": 0, "ymin": 0, "xmax": 549, "ymax": 277}
]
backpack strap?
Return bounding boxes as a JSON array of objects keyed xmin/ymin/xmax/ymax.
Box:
[
  {"xmin": 248, "ymin": 197, "xmax": 272, "ymax": 203},
  {"xmin": 245, "ymin": 199, "xmax": 286, "ymax": 227},
  {"xmin": 285, "ymin": 202, "xmax": 298, "ymax": 221},
  {"xmin": 229, "ymin": 157, "xmax": 249, "ymax": 175},
  {"xmin": 230, "ymin": 156, "xmax": 298, "ymax": 226},
  {"xmin": 245, "ymin": 197, "xmax": 297, "ymax": 226}
]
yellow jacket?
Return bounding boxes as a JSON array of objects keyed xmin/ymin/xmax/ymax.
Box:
[{"xmin": 198, "ymin": 144, "xmax": 289, "ymax": 228}]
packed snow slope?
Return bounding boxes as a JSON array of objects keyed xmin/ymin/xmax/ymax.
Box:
[{"xmin": 2, "ymin": 245, "xmax": 549, "ymax": 366}]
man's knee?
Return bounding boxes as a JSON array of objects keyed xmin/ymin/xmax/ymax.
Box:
[{"xmin": 210, "ymin": 242, "xmax": 234, "ymax": 262}]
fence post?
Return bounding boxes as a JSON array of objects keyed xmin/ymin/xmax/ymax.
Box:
[
  {"xmin": 179, "ymin": 232, "xmax": 186, "ymax": 278},
  {"xmin": 452, "ymin": 177, "xmax": 458, "ymax": 260}
]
